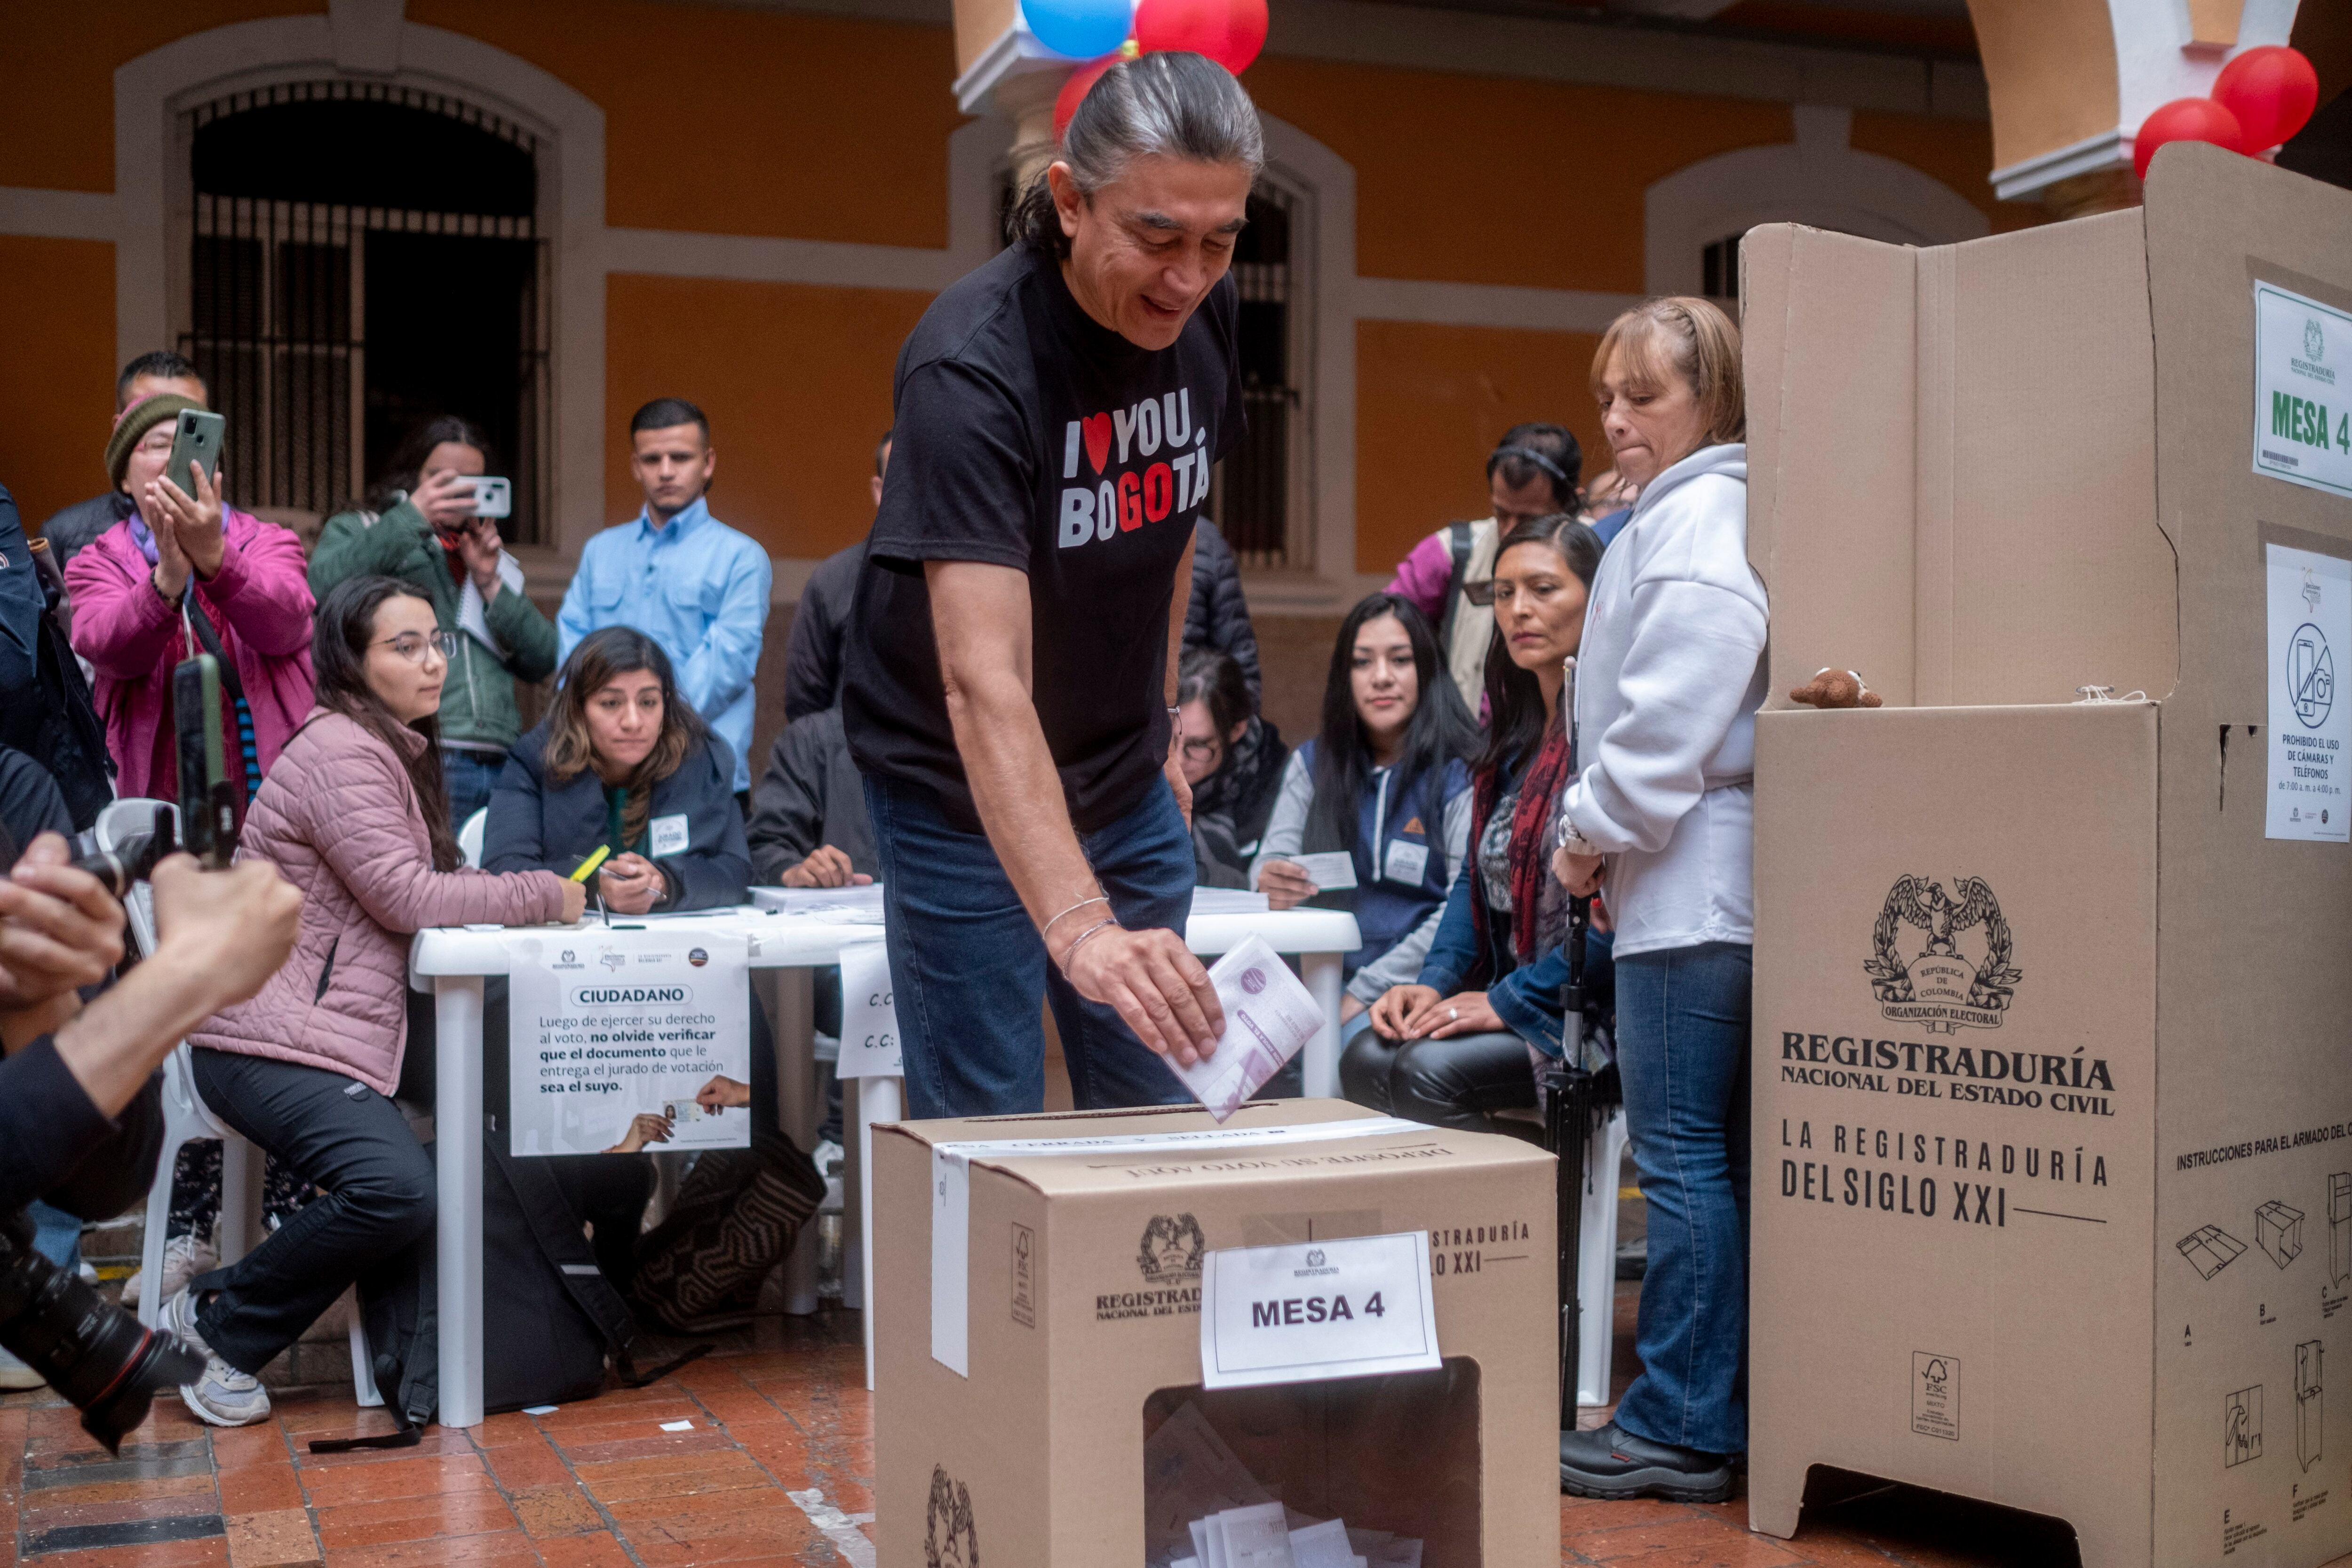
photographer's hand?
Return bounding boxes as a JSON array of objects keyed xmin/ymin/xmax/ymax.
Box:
[
  {"xmin": 49, "ymin": 855, "xmax": 300, "ymax": 1116},
  {"xmin": 0, "ymin": 834, "xmax": 125, "ymax": 1047}
]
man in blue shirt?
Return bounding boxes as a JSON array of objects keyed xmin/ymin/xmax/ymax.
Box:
[{"xmin": 557, "ymin": 397, "xmax": 771, "ymax": 799}]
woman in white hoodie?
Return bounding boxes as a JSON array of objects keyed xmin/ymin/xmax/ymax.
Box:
[{"xmin": 1552, "ymin": 298, "xmax": 1768, "ymax": 1503}]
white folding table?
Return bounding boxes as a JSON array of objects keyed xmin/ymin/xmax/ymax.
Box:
[{"xmin": 410, "ymin": 900, "xmax": 1362, "ymax": 1427}]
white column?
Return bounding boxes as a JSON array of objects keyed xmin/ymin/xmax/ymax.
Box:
[{"xmin": 433, "ymin": 974, "xmax": 486, "ymax": 1428}]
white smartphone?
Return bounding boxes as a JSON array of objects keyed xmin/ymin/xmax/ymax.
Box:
[{"xmin": 468, "ymin": 476, "xmax": 512, "ymax": 519}]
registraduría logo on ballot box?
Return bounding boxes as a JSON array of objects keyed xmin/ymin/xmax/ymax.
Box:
[{"xmin": 1864, "ymin": 874, "xmax": 2024, "ymax": 1034}]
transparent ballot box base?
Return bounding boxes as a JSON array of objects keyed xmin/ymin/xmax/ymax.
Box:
[{"xmin": 1142, "ymin": 1358, "xmax": 1481, "ymax": 1568}]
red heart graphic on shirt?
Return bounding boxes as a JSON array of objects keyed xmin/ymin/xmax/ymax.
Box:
[{"xmin": 1082, "ymin": 412, "xmax": 1113, "ymax": 474}]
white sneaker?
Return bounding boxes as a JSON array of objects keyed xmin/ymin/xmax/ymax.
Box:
[
  {"xmin": 0, "ymin": 1344, "xmax": 44, "ymax": 1391},
  {"xmin": 159, "ymin": 1287, "xmax": 271, "ymax": 1427},
  {"xmin": 122, "ymin": 1233, "xmax": 219, "ymax": 1310}
]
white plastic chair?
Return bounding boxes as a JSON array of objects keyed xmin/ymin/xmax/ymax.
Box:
[
  {"xmin": 458, "ymin": 808, "xmax": 486, "ymax": 870},
  {"xmin": 104, "ymin": 802, "xmax": 381, "ymax": 1405}
]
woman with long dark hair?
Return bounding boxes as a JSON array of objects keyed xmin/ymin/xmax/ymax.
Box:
[
  {"xmin": 1347, "ymin": 514, "xmax": 1606, "ymax": 1131},
  {"xmin": 1176, "ymin": 648, "xmax": 1288, "ymax": 887},
  {"xmin": 1251, "ymin": 594, "xmax": 1478, "ymax": 1039},
  {"xmin": 485, "ymin": 626, "xmax": 750, "ymax": 916},
  {"xmin": 170, "ymin": 575, "xmax": 582, "ymax": 1426},
  {"xmin": 310, "ymin": 414, "xmax": 558, "ymax": 831}
]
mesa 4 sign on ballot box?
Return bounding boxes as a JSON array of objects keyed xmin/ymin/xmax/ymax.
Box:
[
  {"xmin": 872, "ymin": 1100, "xmax": 1557, "ymax": 1567},
  {"xmin": 1743, "ymin": 145, "xmax": 2352, "ymax": 1568}
]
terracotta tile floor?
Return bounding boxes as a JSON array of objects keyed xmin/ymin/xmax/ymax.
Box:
[{"xmin": 0, "ymin": 1294, "xmax": 2212, "ymax": 1567}]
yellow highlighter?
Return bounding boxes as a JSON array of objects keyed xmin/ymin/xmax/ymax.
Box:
[{"xmin": 570, "ymin": 844, "xmax": 612, "ymax": 883}]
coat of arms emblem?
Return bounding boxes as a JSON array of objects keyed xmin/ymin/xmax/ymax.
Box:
[{"xmin": 1864, "ymin": 875, "xmax": 2021, "ymax": 1033}]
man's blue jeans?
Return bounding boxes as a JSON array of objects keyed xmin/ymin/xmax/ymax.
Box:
[
  {"xmin": 27, "ymin": 1199, "xmax": 81, "ymax": 1273},
  {"xmin": 442, "ymin": 748, "xmax": 505, "ymax": 839},
  {"xmin": 1612, "ymin": 941, "xmax": 1752, "ymax": 1457},
  {"xmin": 865, "ymin": 774, "xmax": 1197, "ymax": 1119}
]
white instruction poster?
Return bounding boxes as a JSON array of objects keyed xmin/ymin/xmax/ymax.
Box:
[
  {"xmin": 836, "ymin": 939, "xmax": 902, "ymax": 1079},
  {"xmin": 2254, "ymin": 282, "xmax": 2352, "ymax": 499},
  {"xmin": 507, "ymin": 929, "xmax": 752, "ymax": 1154},
  {"xmin": 2266, "ymin": 543, "xmax": 2352, "ymax": 843}
]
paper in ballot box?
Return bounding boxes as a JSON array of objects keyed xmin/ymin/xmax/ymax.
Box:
[{"xmin": 1171, "ymin": 934, "xmax": 1324, "ymax": 1121}]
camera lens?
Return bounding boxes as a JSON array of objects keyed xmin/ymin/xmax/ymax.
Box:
[{"xmin": 0, "ymin": 1224, "xmax": 204, "ymax": 1454}]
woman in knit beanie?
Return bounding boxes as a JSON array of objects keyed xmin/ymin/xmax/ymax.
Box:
[{"xmin": 62, "ymin": 395, "xmax": 318, "ymax": 802}]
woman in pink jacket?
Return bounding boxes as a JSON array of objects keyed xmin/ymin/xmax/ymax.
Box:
[
  {"xmin": 163, "ymin": 575, "xmax": 586, "ymax": 1427},
  {"xmin": 63, "ymin": 393, "xmax": 315, "ymax": 803}
]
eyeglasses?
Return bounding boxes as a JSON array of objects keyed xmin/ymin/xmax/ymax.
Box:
[
  {"xmin": 1180, "ymin": 737, "xmax": 1224, "ymax": 762},
  {"xmin": 374, "ymin": 630, "xmax": 461, "ymax": 664}
]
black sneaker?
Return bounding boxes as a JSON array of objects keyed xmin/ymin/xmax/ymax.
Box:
[{"xmin": 1559, "ymin": 1421, "xmax": 1735, "ymax": 1503}]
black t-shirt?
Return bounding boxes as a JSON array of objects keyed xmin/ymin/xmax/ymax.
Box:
[{"xmin": 842, "ymin": 243, "xmax": 1244, "ymax": 833}]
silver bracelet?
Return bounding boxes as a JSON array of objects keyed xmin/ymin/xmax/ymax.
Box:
[
  {"xmin": 1056, "ymin": 917, "xmax": 1119, "ymax": 970},
  {"xmin": 1041, "ymin": 894, "xmax": 1109, "ymax": 943}
]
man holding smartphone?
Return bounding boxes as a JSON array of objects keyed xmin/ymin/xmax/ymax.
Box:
[{"xmin": 311, "ymin": 417, "xmax": 557, "ymax": 829}]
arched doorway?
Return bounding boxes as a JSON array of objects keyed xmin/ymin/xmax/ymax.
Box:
[{"xmin": 179, "ymin": 81, "xmax": 550, "ymax": 542}]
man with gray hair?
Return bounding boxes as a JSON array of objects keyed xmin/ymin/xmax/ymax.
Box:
[{"xmin": 842, "ymin": 51, "xmax": 1260, "ymax": 1117}]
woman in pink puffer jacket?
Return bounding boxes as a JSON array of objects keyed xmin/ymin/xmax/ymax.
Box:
[{"xmin": 165, "ymin": 575, "xmax": 586, "ymax": 1427}]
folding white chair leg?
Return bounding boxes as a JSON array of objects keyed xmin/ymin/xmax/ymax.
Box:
[
  {"xmin": 346, "ymin": 1291, "xmax": 382, "ymax": 1407},
  {"xmin": 1573, "ymin": 1106, "xmax": 1631, "ymax": 1409},
  {"xmin": 219, "ymin": 1136, "xmax": 264, "ymax": 1265},
  {"xmin": 135, "ymin": 1130, "xmax": 190, "ymax": 1330}
]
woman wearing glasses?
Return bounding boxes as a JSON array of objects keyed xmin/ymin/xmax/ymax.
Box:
[
  {"xmin": 169, "ymin": 575, "xmax": 583, "ymax": 1427},
  {"xmin": 1174, "ymin": 649, "xmax": 1289, "ymax": 888}
]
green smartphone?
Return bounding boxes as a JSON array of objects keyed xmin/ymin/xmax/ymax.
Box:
[
  {"xmin": 172, "ymin": 654, "xmax": 238, "ymax": 867},
  {"xmin": 164, "ymin": 409, "xmax": 225, "ymax": 492}
]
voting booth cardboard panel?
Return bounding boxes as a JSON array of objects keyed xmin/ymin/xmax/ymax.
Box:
[
  {"xmin": 872, "ymin": 1100, "xmax": 1556, "ymax": 1566},
  {"xmin": 1744, "ymin": 144, "xmax": 2352, "ymax": 1568}
]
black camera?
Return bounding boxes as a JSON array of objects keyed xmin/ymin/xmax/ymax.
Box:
[{"xmin": 0, "ymin": 1211, "xmax": 201, "ymax": 1452}]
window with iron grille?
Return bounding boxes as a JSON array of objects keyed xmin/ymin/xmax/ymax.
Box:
[
  {"xmin": 180, "ymin": 82, "xmax": 552, "ymax": 543},
  {"xmin": 993, "ymin": 171, "xmax": 1311, "ymax": 570},
  {"xmin": 1701, "ymin": 233, "xmax": 1743, "ymax": 302}
]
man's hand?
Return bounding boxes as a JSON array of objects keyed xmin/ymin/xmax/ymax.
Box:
[
  {"xmin": 598, "ymin": 853, "xmax": 663, "ymax": 915},
  {"xmin": 147, "ymin": 460, "xmax": 226, "ymax": 580},
  {"xmin": 1552, "ymin": 847, "xmax": 1605, "ymax": 897},
  {"xmin": 1255, "ymin": 859, "xmax": 1317, "ymax": 910},
  {"xmin": 780, "ymin": 846, "xmax": 870, "ymax": 888},
  {"xmin": 1059, "ymin": 925, "xmax": 1224, "ymax": 1066},
  {"xmin": 147, "ymin": 854, "xmax": 301, "ymax": 1014},
  {"xmin": 1164, "ymin": 744, "xmax": 1193, "ymax": 829},
  {"xmin": 0, "ymin": 833, "xmax": 125, "ymax": 1014}
]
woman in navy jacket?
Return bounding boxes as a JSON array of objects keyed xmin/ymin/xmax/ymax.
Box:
[
  {"xmin": 1349, "ymin": 514, "xmax": 1611, "ymax": 1135},
  {"xmin": 485, "ymin": 627, "xmax": 750, "ymax": 913}
]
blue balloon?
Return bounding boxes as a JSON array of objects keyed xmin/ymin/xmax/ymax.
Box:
[{"xmin": 1023, "ymin": 0, "xmax": 1130, "ymax": 60}]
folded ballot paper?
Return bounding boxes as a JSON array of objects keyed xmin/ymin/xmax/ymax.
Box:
[
  {"xmin": 1166, "ymin": 934, "xmax": 1325, "ymax": 1122},
  {"xmin": 1148, "ymin": 1401, "xmax": 1423, "ymax": 1568}
]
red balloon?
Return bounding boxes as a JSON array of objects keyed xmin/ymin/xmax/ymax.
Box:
[
  {"xmin": 1054, "ymin": 56, "xmax": 1119, "ymax": 141},
  {"xmin": 2211, "ymin": 45, "xmax": 2320, "ymax": 153},
  {"xmin": 1133, "ymin": 0, "xmax": 1268, "ymax": 74},
  {"xmin": 2133, "ymin": 96, "xmax": 2245, "ymax": 180}
]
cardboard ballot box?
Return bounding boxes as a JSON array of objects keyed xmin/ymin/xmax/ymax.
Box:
[
  {"xmin": 872, "ymin": 1100, "xmax": 1556, "ymax": 1566},
  {"xmin": 1744, "ymin": 145, "xmax": 2352, "ymax": 1568}
]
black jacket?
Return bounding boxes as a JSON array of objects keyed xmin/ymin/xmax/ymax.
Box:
[
  {"xmin": 746, "ymin": 709, "xmax": 876, "ymax": 887},
  {"xmin": 1184, "ymin": 520, "xmax": 1261, "ymax": 707},
  {"xmin": 783, "ymin": 542, "xmax": 866, "ymax": 724},
  {"xmin": 2, "ymin": 487, "xmax": 114, "ymax": 829},
  {"xmin": 484, "ymin": 722, "xmax": 751, "ymax": 911},
  {"xmin": 35, "ymin": 491, "xmax": 131, "ymax": 569}
]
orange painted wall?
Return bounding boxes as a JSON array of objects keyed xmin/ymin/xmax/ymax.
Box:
[
  {"xmin": 0, "ymin": 0, "xmax": 321, "ymax": 193},
  {"xmin": 0, "ymin": 238, "xmax": 123, "ymax": 530},
  {"xmin": 1354, "ymin": 320, "xmax": 1606, "ymax": 574},
  {"xmin": 411, "ymin": 0, "xmax": 966, "ymax": 249},
  {"xmin": 1248, "ymin": 57, "xmax": 1796, "ymax": 293},
  {"xmin": 604, "ymin": 274, "xmax": 932, "ymax": 559},
  {"xmin": 1850, "ymin": 110, "xmax": 2042, "ymax": 233}
]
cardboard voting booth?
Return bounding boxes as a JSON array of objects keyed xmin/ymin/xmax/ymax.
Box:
[
  {"xmin": 873, "ymin": 1100, "xmax": 1556, "ymax": 1566},
  {"xmin": 1744, "ymin": 145, "xmax": 2352, "ymax": 1567}
]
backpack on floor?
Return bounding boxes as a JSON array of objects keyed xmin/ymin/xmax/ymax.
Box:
[
  {"xmin": 319, "ymin": 1135, "xmax": 702, "ymax": 1450},
  {"xmin": 628, "ymin": 1129, "xmax": 826, "ymax": 1334}
]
